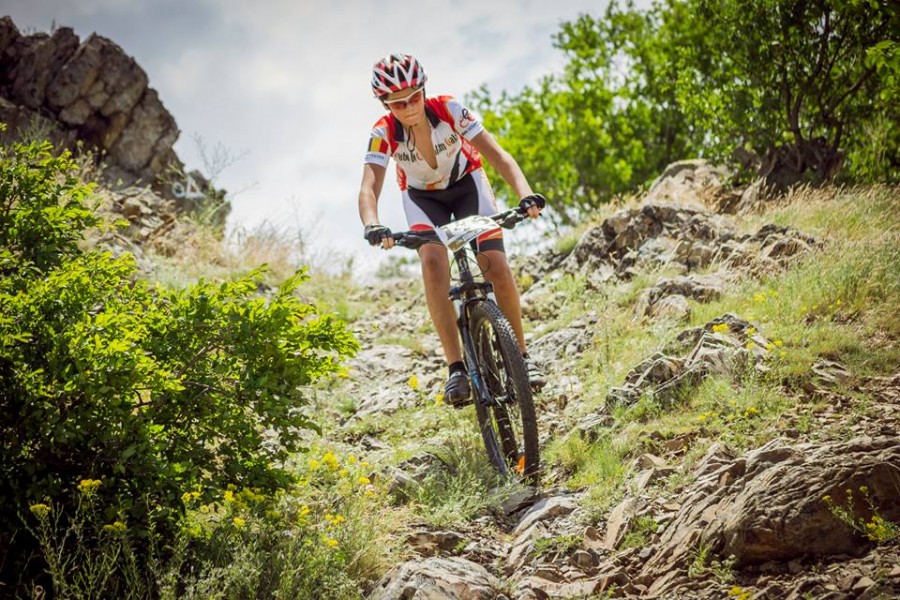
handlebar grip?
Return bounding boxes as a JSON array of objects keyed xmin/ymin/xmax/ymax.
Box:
[{"xmin": 519, "ymin": 193, "xmax": 546, "ymax": 211}]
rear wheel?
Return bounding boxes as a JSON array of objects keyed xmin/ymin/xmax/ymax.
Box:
[{"xmin": 468, "ymin": 300, "xmax": 539, "ymax": 485}]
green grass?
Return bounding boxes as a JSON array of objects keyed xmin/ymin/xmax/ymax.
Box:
[{"xmin": 401, "ymin": 430, "xmax": 518, "ymax": 527}]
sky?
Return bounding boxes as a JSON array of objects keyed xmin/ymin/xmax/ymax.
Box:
[{"xmin": 2, "ymin": 0, "xmax": 614, "ymax": 276}]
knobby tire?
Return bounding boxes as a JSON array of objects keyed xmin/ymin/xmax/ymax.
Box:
[{"xmin": 468, "ymin": 300, "xmax": 540, "ymax": 485}]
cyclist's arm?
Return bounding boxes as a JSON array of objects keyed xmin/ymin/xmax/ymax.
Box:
[
  {"xmin": 358, "ymin": 163, "xmax": 395, "ymax": 249},
  {"xmin": 358, "ymin": 162, "xmax": 386, "ymax": 227},
  {"xmin": 470, "ymin": 130, "xmax": 534, "ymax": 201}
]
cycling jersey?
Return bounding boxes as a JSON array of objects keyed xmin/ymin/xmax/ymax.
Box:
[
  {"xmin": 364, "ymin": 95, "xmax": 484, "ymax": 191},
  {"xmin": 363, "ymin": 94, "xmax": 503, "ymax": 251}
]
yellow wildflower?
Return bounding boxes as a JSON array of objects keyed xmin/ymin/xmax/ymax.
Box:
[
  {"xmin": 29, "ymin": 503, "xmax": 51, "ymax": 519},
  {"xmin": 232, "ymin": 517, "xmax": 246, "ymax": 529},
  {"xmin": 324, "ymin": 537, "xmax": 339, "ymax": 548},
  {"xmin": 357, "ymin": 476, "xmax": 371, "ymax": 485},
  {"xmin": 753, "ymin": 293, "xmax": 766, "ymax": 303},
  {"xmin": 746, "ymin": 327, "xmax": 756, "ymax": 336},
  {"xmin": 339, "ymin": 468, "xmax": 349, "ymax": 478},
  {"xmin": 102, "ymin": 521, "xmax": 126, "ymax": 533},
  {"xmin": 223, "ymin": 490, "xmax": 234, "ymax": 502},
  {"xmin": 308, "ymin": 459, "xmax": 321, "ymax": 470},
  {"xmin": 711, "ymin": 323, "xmax": 730, "ymax": 334},
  {"xmin": 774, "ymin": 339, "xmax": 783, "ymax": 347},
  {"xmin": 77, "ymin": 479, "xmax": 102, "ymax": 494},
  {"xmin": 347, "ymin": 455, "xmax": 358, "ymax": 464},
  {"xmin": 434, "ymin": 392, "xmax": 444, "ymax": 406},
  {"xmin": 322, "ymin": 452, "xmax": 339, "ymax": 470},
  {"xmin": 407, "ymin": 374, "xmax": 419, "ymax": 390}
]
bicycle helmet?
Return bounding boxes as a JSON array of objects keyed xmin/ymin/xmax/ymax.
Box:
[{"xmin": 371, "ymin": 53, "xmax": 427, "ymax": 98}]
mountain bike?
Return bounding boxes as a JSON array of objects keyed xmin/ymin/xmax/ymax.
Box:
[{"xmin": 392, "ymin": 208, "xmax": 540, "ymax": 484}]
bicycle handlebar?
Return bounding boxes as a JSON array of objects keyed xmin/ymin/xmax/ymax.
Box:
[{"xmin": 392, "ymin": 207, "xmax": 531, "ymax": 250}]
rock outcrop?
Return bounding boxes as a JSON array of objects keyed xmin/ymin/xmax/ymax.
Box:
[
  {"xmin": 0, "ymin": 17, "xmax": 230, "ymax": 228},
  {"xmin": 0, "ymin": 17, "xmax": 175, "ymax": 187}
]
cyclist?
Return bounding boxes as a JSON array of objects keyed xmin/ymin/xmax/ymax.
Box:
[{"xmin": 357, "ymin": 53, "xmax": 546, "ymax": 407}]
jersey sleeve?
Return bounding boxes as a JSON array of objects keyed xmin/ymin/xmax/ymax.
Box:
[
  {"xmin": 444, "ymin": 97, "xmax": 484, "ymax": 140},
  {"xmin": 363, "ymin": 119, "xmax": 391, "ymax": 167}
]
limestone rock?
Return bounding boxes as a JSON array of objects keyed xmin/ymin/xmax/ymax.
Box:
[
  {"xmin": 0, "ymin": 17, "xmax": 200, "ymax": 202},
  {"xmin": 638, "ymin": 436, "xmax": 900, "ymax": 596},
  {"xmin": 645, "ymin": 159, "xmax": 732, "ymax": 206},
  {"xmin": 634, "ymin": 273, "xmax": 726, "ymax": 320},
  {"xmin": 607, "ymin": 314, "xmax": 772, "ymax": 409},
  {"xmin": 513, "ymin": 496, "xmax": 578, "ymax": 536},
  {"xmin": 368, "ymin": 556, "xmax": 500, "ymax": 600}
]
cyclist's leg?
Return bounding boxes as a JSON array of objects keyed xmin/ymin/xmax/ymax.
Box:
[
  {"xmin": 402, "ymin": 189, "xmax": 462, "ymax": 366},
  {"xmin": 455, "ymin": 170, "xmax": 528, "ymax": 355},
  {"xmin": 419, "ymin": 244, "xmax": 462, "ymax": 364},
  {"xmin": 476, "ymin": 249, "xmax": 526, "ymax": 353}
]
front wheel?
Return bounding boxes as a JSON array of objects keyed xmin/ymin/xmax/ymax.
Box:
[{"xmin": 467, "ymin": 301, "xmax": 540, "ymax": 485}]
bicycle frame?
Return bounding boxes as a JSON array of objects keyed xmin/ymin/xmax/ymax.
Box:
[
  {"xmin": 393, "ymin": 209, "xmax": 527, "ymax": 409},
  {"xmin": 391, "ymin": 207, "xmax": 539, "ymax": 482},
  {"xmin": 449, "ymin": 250, "xmax": 503, "ymax": 409}
]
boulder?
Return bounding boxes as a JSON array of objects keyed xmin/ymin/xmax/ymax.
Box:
[
  {"xmin": 645, "ymin": 160, "xmax": 733, "ymax": 206},
  {"xmin": 638, "ymin": 436, "xmax": 900, "ymax": 596},
  {"xmin": 368, "ymin": 556, "xmax": 500, "ymax": 600}
]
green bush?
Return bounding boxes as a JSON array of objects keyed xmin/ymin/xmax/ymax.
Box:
[{"xmin": 0, "ymin": 133, "xmax": 359, "ymax": 592}]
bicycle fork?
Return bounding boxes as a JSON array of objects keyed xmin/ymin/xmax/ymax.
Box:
[{"xmin": 451, "ymin": 282, "xmax": 498, "ymax": 408}]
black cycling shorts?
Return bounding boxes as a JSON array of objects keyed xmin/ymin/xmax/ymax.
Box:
[{"xmin": 402, "ymin": 168, "xmax": 505, "ymax": 253}]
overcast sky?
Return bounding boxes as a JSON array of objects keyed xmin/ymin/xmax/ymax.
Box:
[{"xmin": 3, "ymin": 0, "xmax": 615, "ymax": 275}]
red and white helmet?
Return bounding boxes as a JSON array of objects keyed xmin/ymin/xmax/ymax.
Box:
[{"xmin": 371, "ymin": 53, "xmax": 427, "ymax": 97}]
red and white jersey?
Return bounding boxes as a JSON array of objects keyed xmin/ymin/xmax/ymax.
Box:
[{"xmin": 364, "ymin": 95, "xmax": 484, "ymax": 191}]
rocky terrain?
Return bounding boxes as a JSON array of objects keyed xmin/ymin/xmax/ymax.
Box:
[{"xmin": 334, "ymin": 168, "xmax": 900, "ymax": 599}]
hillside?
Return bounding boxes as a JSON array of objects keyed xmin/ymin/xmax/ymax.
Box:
[
  {"xmin": 315, "ymin": 174, "xmax": 900, "ymax": 599},
  {"xmin": 1, "ymin": 11, "xmax": 898, "ymax": 600}
]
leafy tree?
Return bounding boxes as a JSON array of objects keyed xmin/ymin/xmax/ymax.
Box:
[
  {"xmin": 473, "ymin": 1, "xmax": 694, "ymax": 224},
  {"xmin": 678, "ymin": 0, "xmax": 899, "ymax": 187},
  {"xmin": 0, "ymin": 132, "xmax": 358, "ymax": 586},
  {"xmin": 473, "ymin": 0, "xmax": 898, "ymax": 219}
]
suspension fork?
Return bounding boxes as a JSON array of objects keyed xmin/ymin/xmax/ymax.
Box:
[
  {"xmin": 450, "ymin": 249, "xmax": 500, "ymax": 406},
  {"xmin": 452, "ymin": 294, "xmax": 497, "ymax": 406}
]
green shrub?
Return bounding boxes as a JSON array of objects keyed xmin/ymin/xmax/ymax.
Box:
[{"xmin": 0, "ymin": 134, "xmax": 359, "ymax": 593}]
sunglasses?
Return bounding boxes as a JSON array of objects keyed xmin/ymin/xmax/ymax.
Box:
[{"xmin": 382, "ymin": 87, "xmax": 424, "ymax": 109}]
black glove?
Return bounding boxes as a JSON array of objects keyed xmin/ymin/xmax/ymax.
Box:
[
  {"xmin": 364, "ymin": 224, "xmax": 392, "ymax": 246},
  {"xmin": 519, "ymin": 193, "xmax": 547, "ymax": 211}
]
